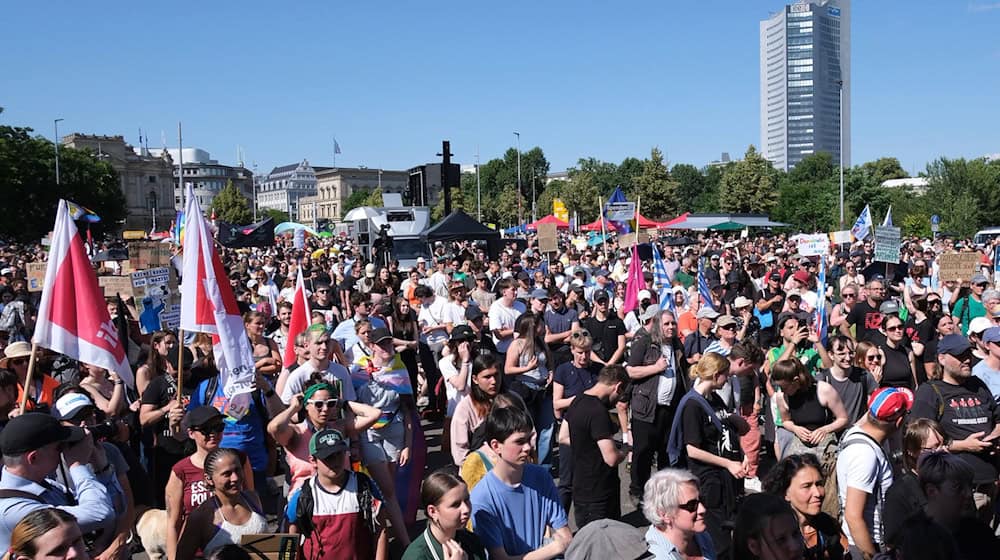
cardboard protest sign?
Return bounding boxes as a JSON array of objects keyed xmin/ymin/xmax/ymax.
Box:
[
  {"xmin": 618, "ymin": 231, "xmax": 650, "ymax": 249},
  {"xmin": 131, "ymin": 267, "xmax": 180, "ymax": 333},
  {"xmin": 537, "ymin": 223, "xmax": 558, "ymax": 254},
  {"xmin": 26, "ymin": 263, "xmax": 46, "ymax": 292},
  {"xmin": 129, "ymin": 241, "xmax": 171, "ymax": 270},
  {"xmin": 796, "ymin": 234, "xmax": 829, "ymax": 257},
  {"xmin": 98, "ymin": 276, "xmax": 134, "ymax": 298},
  {"xmin": 938, "ymin": 253, "xmax": 981, "ymax": 282}
]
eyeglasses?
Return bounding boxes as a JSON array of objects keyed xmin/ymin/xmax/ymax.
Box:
[
  {"xmin": 308, "ymin": 399, "xmax": 340, "ymax": 409},
  {"xmin": 676, "ymin": 498, "xmax": 702, "ymax": 513},
  {"xmin": 866, "ymin": 355, "xmax": 882, "ymax": 362},
  {"xmin": 842, "ymin": 293, "xmax": 857, "ymax": 299},
  {"xmin": 194, "ymin": 423, "xmax": 225, "ymax": 435}
]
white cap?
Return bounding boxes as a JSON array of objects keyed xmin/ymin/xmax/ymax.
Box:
[
  {"xmin": 638, "ymin": 289, "xmax": 652, "ymax": 301},
  {"xmin": 365, "ymin": 263, "xmax": 376, "ymax": 278},
  {"xmin": 54, "ymin": 393, "xmax": 94, "ymax": 421}
]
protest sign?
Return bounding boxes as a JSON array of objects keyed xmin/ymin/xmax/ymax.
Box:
[
  {"xmin": 129, "ymin": 241, "xmax": 171, "ymax": 270},
  {"xmin": 873, "ymin": 226, "xmax": 901, "ymax": 264},
  {"xmin": 938, "ymin": 253, "xmax": 981, "ymax": 282},
  {"xmin": 26, "ymin": 263, "xmax": 46, "ymax": 292},
  {"xmin": 830, "ymin": 230, "xmax": 852, "ymax": 244},
  {"xmin": 618, "ymin": 231, "xmax": 650, "ymax": 249},
  {"xmin": 796, "ymin": 234, "xmax": 829, "ymax": 257},
  {"xmin": 537, "ymin": 223, "xmax": 558, "ymax": 254},
  {"xmin": 131, "ymin": 267, "xmax": 180, "ymax": 333},
  {"xmin": 98, "ymin": 276, "xmax": 134, "ymax": 298},
  {"xmin": 605, "ymin": 202, "xmax": 636, "ymax": 222}
]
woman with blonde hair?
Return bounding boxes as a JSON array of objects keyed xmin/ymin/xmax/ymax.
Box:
[
  {"xmin": 5, "ymin": 508, "xmax": 87, "ymax": 560},
  {"xmin": 666, "ymin": 352, "xmax": 749, "ymax": 559}
]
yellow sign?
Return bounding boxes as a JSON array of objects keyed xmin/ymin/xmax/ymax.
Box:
[
  {"xmin": 553, "ymin": 198, "xmax": 569, "ymax": 222},
  {"xmin": 123, "ymin": 230, "xmax": 147, "ymax": 240}
]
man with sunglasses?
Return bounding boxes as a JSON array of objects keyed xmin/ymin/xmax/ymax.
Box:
[
  {"xmin": 842, "ymin": 278, "xmax": 889, "ymax": 343},
  {"xmin": 911, "ymin": 334, "xmax": 1000, "ymax": 518},
  {"xmin": 952, "ymin": 273, "xmax": 990, "ymax": 335}
]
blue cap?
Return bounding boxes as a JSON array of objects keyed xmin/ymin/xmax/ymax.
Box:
[
  {"xmin": 530, "ymin": 288, "xmax": 549, "ymax": 300},
  {"xmin": 937, "ymin": 334, "xmax": 971, "ymax": 356},
  {"xmin": 982, "ymin": 327, "xmax": 1000, "ymax": 345}
]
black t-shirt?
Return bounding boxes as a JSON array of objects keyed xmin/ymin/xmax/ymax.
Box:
[
  {"xmin": 879, "ymin": 342, "xmax": 913, "ymax": 389},
  {"xmin": 846, "ymin": 300, "xmax": 884, "ymax": 342},
  {"xmin": 140, "ymin": 375, "xmax": 192, "ymax": 455},
  {"xmin": 566, "ymin": 394, "xmax": 618, "ymax": 504},
  {"xmin": 681, "ymin": 392, "xmax": 741, "ymax": 476},
  {"xmin": 583, "ymin": 314, "xmax": 626, "ymax": 363}
]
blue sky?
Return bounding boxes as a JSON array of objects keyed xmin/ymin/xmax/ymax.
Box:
[{"xmin": 3, "ymin": 1, "xmax": 997, "ymax": 176}]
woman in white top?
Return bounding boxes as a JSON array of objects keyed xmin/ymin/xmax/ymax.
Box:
[
  {"xmin": 504, "ymin": 312, "xmax": 557, "ymax": 465},
  {"xmin": 438, "ymin": 325, "xmax": 477, "ymax": 455},
  {"xmin": 175, "ymin": 448, "xmax": 268, "ymax": 558}
]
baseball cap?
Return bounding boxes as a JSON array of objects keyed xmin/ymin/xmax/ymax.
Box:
[
  {"xmin": 971, "ymin": 273, "xmax": 989, "ymax": 285},
  {"xmin": 639, "ymin": 305, "xmax": 659, "ymax": 323},
  {"xmin": 1, "ymin": 413, "xmax": 85, "ymax": 455},
  {"xmin": 474, "ymin": 272, "xmax": 488, "ymax": 281},
  {"xmin": 593, "ymin": 290, "xmax": 610, "ymax": 303},
  {"xmin": 309, "ymin": 429, "xmax": 349, "ymax": 459},
  {"xmin": 696, "ymin": 307, "xmax": 720, "ymax": 320},
  {"xmin": 792, "ymin": 270, "xmax": 810, "ymax": 285},
  {"xmin": 637, "ymin": 289, "xmax": 652, "ymax": 302},
  {"xmin": 449, "ymin": 325, "xmax": 476, "ymax": 342},
  {"xmin": 768, "ymin": 271, "xmax": 782, "ymax": 281},
  {"xmin": 868, "ymin": 387, "xmax": 913, "ymax": 422},
  {"xmin": 364, "ymin": 263, "xmax": 376, "ymax": 278},
  {"xmin": 981, "ymin": 327, "xmax": 1000, "ymax": 345},
  {"xmin": 516, "ymin": 271, "xmax": 530, "ymax": 281},
  {"xmin": 416, "ymin": 257, "xmax": 426, "ymax": 264},
  {"xmin": 799, "ymin": 257, "xmax": 811, "ymax": 266},
  {"xmin": 969, "ymin": 316, "xmax": 992, "ymax": 335},
  {"xmin": 717, "ymin": 315, "xmax": 738, "ymax": 329},
  {"xmin": 185, "ymin": 405, "xmax": 225, "ymax": 430},
  {"xmin": 879, "ymin": 300, "xmax": 900, "ymax": 316},
  {"xmin": 733, "ymin": 296, "xmax": 753, "ymax": 309},
  {"xmin": 465, "ymin": 305, "xmax": 484, "ymax": 321},
  {"xmin": 937, "ymin": 334, "xmax": 972, "ymax": 356},
  {"xmin": 530, "ymin": 288, "xmax": 549, "ymax": 300},
  {"xmin": 370, "ymin": 327, "xmax": 393, "ymax": 345},
  {"xmin": 53, "ymin": 393, "xmax": 96, "ymax": 421}
]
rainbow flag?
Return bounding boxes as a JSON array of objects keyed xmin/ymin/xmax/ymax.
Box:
[
  {"xmin": 66, "ymin": 200, "xmax": 101, "ymax": 223},
  {"xmin": 351, "ymin": 354, "xmax": 414, "ymax": 396},
  {"xmin": 173, "ymin": 211, "xmax": 185, "ymax": 245}
]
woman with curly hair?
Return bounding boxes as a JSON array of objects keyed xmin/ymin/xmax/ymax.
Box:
[{"xmin": 764, "ymin": 453, "xmax": 848, "ymax": 559}]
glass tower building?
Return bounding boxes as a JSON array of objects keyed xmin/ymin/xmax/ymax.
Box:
[{"xmin": 760, "ymin": 0, "xmax": 850, "ymax": 171}]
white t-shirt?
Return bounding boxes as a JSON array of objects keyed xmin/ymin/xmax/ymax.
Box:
[
  {"xmin": 836, "ymin": 427, "xmax": 893, "ymax": 547},
  {"xmin": 488, "ymin": 299, "xmax": 526, "ymax": 353},
  {"xmin": 279, "ymin": 361, "xmax": 356, "ymax": 405},
  {"xmin": 418, "ymin": 296, "xmax": 450, "ymax": 346},
  {"xmin": 444, "ymin": 301, "xmax": 468, "ymax": 327},
  {"xmin": 657, "ymin": 344, "xmax": 678, "ymax": 406},
  {"xmin": 438, "ymin": 355, "xmax": 469, "ymax": 416}
]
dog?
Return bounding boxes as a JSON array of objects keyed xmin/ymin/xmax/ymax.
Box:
[{"xmin": 134, "ymin": 506, "xmax": 169, "ymax": 560}]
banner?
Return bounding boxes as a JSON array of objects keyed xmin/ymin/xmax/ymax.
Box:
[
  {"xmin": 830, "ymin": 230, "xmax": 853, "ymax": 244},
  {"xmin": 217, "ymin": 217, "xmax": 275, "ymax": 248},
  {"xmin": 132, "ymin": 267, "xmax": 180, "ymax": 334},
  {"xmin": 605, "ymin": 202, "xmax": 636, "ymax": 222},
  {"xmin": 873, "ymin": 226, "xmax": 901, "ymax": 264},
  {"xmin": 796, "ymin": 234, "xmax": 829, "ymax": 257},
  {"xmin": 938, "ymin": 253, "xmax": 981, "ymax": 282}
]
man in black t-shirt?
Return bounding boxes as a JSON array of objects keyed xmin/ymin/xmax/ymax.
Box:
[
  {"xmin": 565, "ymin": 364, "xmax": 629, "ymax": 528},
  {"xmin": 582, "ymin": 291, "xmax": 626, "ymax": 366},
  {"xmin": 843, "ymin": 278, "xmax": 887, "ymax": 342},
  {"xmin": 911, "ymin": 335, "xmax": 1000, "ymax": 488},
  {"xmin": 756, "ymin": 271, "xmax": 785, "ymax": 348}
]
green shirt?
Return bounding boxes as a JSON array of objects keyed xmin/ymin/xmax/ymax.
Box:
[
  {"xmin": 953, "ymin": 295, "xmax": 986, "ymax": 335},
  {"xmin": 674, "ymin": 270, "xmax": 695, "ymax": 289},
  {"xmin": 401, "ymin": 528, "xmax": 487, "ymax": 560}
]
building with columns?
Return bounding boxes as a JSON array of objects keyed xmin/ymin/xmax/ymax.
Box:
[{"xmin": 298, "ymin": 167, "xmax": 409, "ymax": 224}]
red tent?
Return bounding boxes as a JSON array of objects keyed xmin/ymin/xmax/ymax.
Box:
[
  {"xmin": 526, "ymin": 215, "xmax": 569, "ymax": 230},
  {"xmin": 656, "ymin": 212, "xmax": 690, "ymax": 229},
  {"xmin": 636, "ymin": 214, "xmax": 660, "ymax": 229},
  {"xmin": 580, "ymin": 218, "xmax": 619, "ymax": 232}
]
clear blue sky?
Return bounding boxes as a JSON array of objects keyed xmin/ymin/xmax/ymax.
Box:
[{"xmin": 3, "ymin": 1, "xmax": 998, "ymax": 176}]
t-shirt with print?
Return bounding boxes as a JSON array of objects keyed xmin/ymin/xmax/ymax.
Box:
[
  {"xmin": 836, "ymin": 427, "xmax": 893, "ymax": 547},
  {"xmin": 846, "ymin": 301, "xmax": 884, "ymax": 343},
  {"xmin": 566, "ymin": 394, "xmax": 618, "ymax": 505},
  {"xmin": 285, "ymin": 472, "xmax": 383, "ymax": 560},
  {"xmin": 140, "ymin": 375, "xmax": 192, "ymax": 455},
  {"xmin": 471, "ymin": 465, "xmax": 567, "ymax": 556}
]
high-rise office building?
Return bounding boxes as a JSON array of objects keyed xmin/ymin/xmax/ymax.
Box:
[{"xmin": 760, "ymin": 0, "xmax": 850, "ymax": 171}]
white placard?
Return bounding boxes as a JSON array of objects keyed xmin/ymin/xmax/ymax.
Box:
[
  {"xmin": 796, "ymin": 234, "xmax": 829, "ymax": 257},
  {"xmin": 605, "ymin": 202, "xmax": 636, "ymax": 222}
]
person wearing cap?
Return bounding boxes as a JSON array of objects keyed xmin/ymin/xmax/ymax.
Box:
[
  {"xmin": 470, "ymin": 273, "xmax": 495, "ymax": 314},
  {"xmin": 488, "ymin": 278, "xmax": 526, "ymax": 364},
  {"xmin": 683, "ymin": 307, "xmax": 720, "ymax": 365},
  {"xmin": 730, "ymin": 296, "xmax": 758, "ymax": 343},
  {"xmin": 911, "ymin": 334, "xmax": 1000, "ymax": 492},
  {"xmin": 1, "ymin": 342, "xmax": 59, "ymax": 412},
  {"xmin": 951, "ymin": 273, "xmax": 990, "ymax": 335},
  {"xmin": 966, "ymin": 315, "xmax": 993, "ymax": 368},
  {"xmin": 972, "ymin": 326, "xmax": 1000, "ymax": 401},
  {"xmin": 464, "ymin": 305, "xmax": 497, "ymax": 356},
  {"xmin": 756, "ymin": 271, "xmax": 786, "ymax": 348},
  {"xmin": 0, "ymin": 413, "xmax": 115, "ymax": 553},
  {"xmin": 349, "ymin": 326, "xmax": 416, "ymax": 547},
  {"xmin": 583, "ymin": 289, "xmax": 627, "ymax": 367},
  {"xmin": 835, "ymin": 387, "xmax": 912, "ymax": 558},
  {"xmin": 625, "ymin": 289, "xmax": 655, "ymax": 336},
  {"xmin": 438, "ymin": 325, "xmax": 478, "ymax": 452}
]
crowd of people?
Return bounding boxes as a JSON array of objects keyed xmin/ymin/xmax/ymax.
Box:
[{"xmin": 0, "ymin": 228, "xmax": 998, "ymax": 560}]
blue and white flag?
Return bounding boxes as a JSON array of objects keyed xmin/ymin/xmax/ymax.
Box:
[
  {"xmin": 813, "ymin": 257, "xmax": 828, "ymax": 345},
  {"xmin": 603, "ymin": 186, "xmax": 632, "ymax": 233},
  {"xmin": 698, "ymin": 257, "xmax": 716, "ymax": 311},
  {"xmin": 652, "ymin": 244, "xmax": 675, "ymax": 315},
  {"xmin": 334, "ymin": 138, "xmax": 342, "ymax": 154},
  {"xmin": 882, "ymin": 205, "xmax": 893, "ymax": 227},
  {"xmin": 851, "ymin": 204, "xmax": 873, "ymax": 241}
]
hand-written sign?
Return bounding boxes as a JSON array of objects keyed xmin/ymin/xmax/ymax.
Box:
[
  {"xmin": 937, "ymin": 253, "xmax": 981, "ymax": 282},
  {"xmin": 618, "ymin": 231, "xmax": 650, "ymax": 249},
  {"xmin": 796, "ymin": 234, "xmax": 830, "ymax": 257},
  {"xmin": 873, "ymin": 226, "xmax": 901, "ymax": 264},
  {"xmin": 26, "ymin": 263, "xmax": 47, "ymax": 292},
  {"xmin": 537, "ymin": 223, "xmax": 558, "ymax": 254},
  {"xmin": 129, "ymin": 241, "xmax": 171, "ymax": 270},
  {"xmin": 131, "ymin": 267, "xmax": 179, "ymax": 334},
  {"xmin": 98, "ymin": 276, "xmax": 134, "ymax": 297}
]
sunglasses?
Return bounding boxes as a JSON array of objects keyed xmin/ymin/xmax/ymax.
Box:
[
  {"xmin": 719, "ymin": 324, "xmax": 737, "ymax": 331},
  {"xmin": 676, "ymin": 498, "xmax": 702, "ymax": 513},
  {"xmin": 975, "ymin": 283, "xmax": 989, "ymax": 288},
  {"xmin": 571, "ymin": 329, "xmax": 592, "ymax": 339},
  {"xmin": 307, "ymin": 398, "xmax": 340, "ymax": 409},
  {"xmin": 842, "ymin": 293, "xmax": 857, "ymax": 298},
  {"xmin": 8, "ymin": 358, "xmax": 27, "ymax": 366},
  {"xmin": 866, "ymin": 355, "xmax": 882, "ymax": 362},
  {"xmin": 885, "ymin": 324, "xmax": 904, "ymax": 332},
  {"xmin": 315, "ymin": 289, "xmax": 329, "ymax": 294},
  {"xmin": 194, "ymin": 423, "xmax": 225, "ymax": 435}
]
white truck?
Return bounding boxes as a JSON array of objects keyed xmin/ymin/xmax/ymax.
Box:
[{"xmin": 345, "ymin": 197, "xmax": 431, "ymax": 269}]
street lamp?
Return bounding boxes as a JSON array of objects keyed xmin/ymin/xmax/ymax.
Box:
[
  {"xmin": 837, "ymin": 80, "xmax": 845, "ymax": 229},
  {"xmin": 513, "ymin": 131, "xmax": 521, "ymax": 222},
  {"xmin": 54, "ymin": 118, "xmax": 64, "ymax": 185},
  {"xmin": 147, "ymin": 190, "xmax": 158, "ymax": 232},
  {"xmin": 476, "ymin": 146, "xmax": 482, "ymax": 221}
]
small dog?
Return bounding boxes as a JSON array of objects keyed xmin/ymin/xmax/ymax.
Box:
[{"xmin": 134, "ymin": 506, "xmax": 169, "ymax": 560}]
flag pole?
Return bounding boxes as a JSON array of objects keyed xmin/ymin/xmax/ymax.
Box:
[
  {"xmin": 176, "ymin": 329, "xmax": 184, "ymax": 404},
  {"xmin": 598, "ymin": 196, "xmax": 609, "ymax": 264},
  {"xmin": 18, "ymin": 343, "xmax": 40, "ymax": 410}
]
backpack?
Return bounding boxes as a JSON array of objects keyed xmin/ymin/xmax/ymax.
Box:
[
  {"xmin": 823, "ymin": 430, "xmax": 888, "ymax": 530},
  {"xmin": 293, "ymin": 472, "xmax": 378, "ymax": 538}
]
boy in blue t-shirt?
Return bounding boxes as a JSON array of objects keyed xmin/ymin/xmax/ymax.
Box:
[{"xmin": 470, "ymin": 406, "xmax": 572, "ymax": 558}]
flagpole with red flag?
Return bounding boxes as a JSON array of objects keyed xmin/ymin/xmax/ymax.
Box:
[
  {"xmin": 622, "ymin": 196, "xmax": 644, "ymax": 314},
  {"xmin": 31, "ymin": 200, "xmax": 132, "ymax": 407},
  {"xmin": 282, "ymin": 267, "xmax": 311, "ymax": 369}
]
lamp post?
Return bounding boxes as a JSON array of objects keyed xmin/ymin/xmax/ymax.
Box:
[
  {"xmin": 514, "ymin": 131, "xmax": 521, "ymax": 223},
  {"xmin": 837, "ymin": 80, "xmax": 845, "ymax": 229},
  {"xmin": 54, "ymin": 118, "xmax": 64, "ymax": 185},
  {"xmin": 476, "ymin": 146, "xmax": 482, "ymax": 221}
]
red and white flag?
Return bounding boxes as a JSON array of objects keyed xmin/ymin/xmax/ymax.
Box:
[
  {"xmin": 179, "ymin": 185, "xmax": 256, "ymax": 403},
  {"xmin": 34, "ymin": 200, "xmax": 133, "ymax": 386},
  {"xmin": 282, "ymin": 267, "xmax": 311, "ymax": 369}
]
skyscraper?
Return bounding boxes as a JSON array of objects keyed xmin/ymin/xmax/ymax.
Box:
[{"xmin": 760, "ymin": 0, "xmax": 850, "ymax": 171}]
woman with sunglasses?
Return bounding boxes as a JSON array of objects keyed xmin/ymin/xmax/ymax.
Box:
[
  {"xmin": 878, "ymin": 315, "xmax": 918, "ymax": 390},
  {"xmin": 166, "ymin": 406, "xmax": 255, "ymax": 560},
  {"xmin": 854, "ymin": 341, "xmax": 885, "ymax": 385},
  {"xmin": 641, "ymin": 468, "xmax": 717, "ymax": 560},
  {"xmin": 763, "ymin": 453, "xmax": 848, "ymax": 560},
  {"xmin": 838, "ymin": 261, "xmax": 864, "ymax": 297},
  {"xmin": 829, "ymin": 283, "xmax": 859, "ymax": 332},
  {"xmin": 267, "ymin": 377, "xmax": 381, "ymax": 492}
]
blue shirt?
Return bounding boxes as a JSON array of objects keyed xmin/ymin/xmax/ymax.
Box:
[
  {"xmin": 189, "ymin": 380, "xmax": 269, "ymax": 471},
  {"xmin": 0, "ymin": 465, "xmax": 114, "ymax": 552},
  {"xmin": 471, "ymin": 464, "xmax": 567, "ymax": 556},
  {"xmin": 332, "ymin": 315, "xmax": 387, "ymax": 354},
  {"xmin": 972, "ymin": 361, "xmax": 1000, "ymax": 404}
]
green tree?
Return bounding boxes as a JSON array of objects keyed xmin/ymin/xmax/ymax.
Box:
[
  {"xmin": 365, "ymin": 187, "xmax": 383, "ymax": 208},
  {"xmin": 616, "ymin": 157, "xmax": 645, "ymax": 192},
  {"xmin": 671, "ymin": 163, "xmax": 704, "ymax": 213},
  {"xmin": 718, "ymin": 145, "xmax": 779, "ymax": 214},
  {"xmin": 493, "ymin": 188, "xmax": 526, "ymax": 227},
  {"xmin": 0, "ymin": 125, "xmax": 126, "ymax": 242},
  {"xmin": 560, "ymin": 173, "xmax": 602, "ymax": 223},
  {"xmin": 923, "ymin": 157, "xmax": 1000, "ymax": 237},
  {"xmin": 696, "ymin": 164, "xmax": 726, "ymax": 212},
  {"xmin": 342, "ymin": 189, "xmax": 370, "ymax": 215},
  {"xmin": 211, "ymin": 180, "xmax": 253, "ymax": 224},
  {"xmin": 630, "ymin": 147, "xmax": 680, "ymax": 220},
  {"xmin": 860, "ymin": 157, "xmax": 908, "ymax": 186},
  {"xmin": 536, "ymin": 180, "xmax": 566, "ymax": 221},
  {"xmin": 260, "ymin": 208, "xmax": 289, "ymax": 224},
  {"xmin": 569, "ymin": 157, "xmax": 619, "ymax": 197},
  {"xmin": 431, "ymin": 182, "xmax": 473, "ymax": 221}
]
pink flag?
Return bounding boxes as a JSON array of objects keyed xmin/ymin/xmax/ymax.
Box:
[
  {"xmin": 180, "ymin": 185, "xmax": 257, "ymax": 401},
  {"xmin": 622, "ymin": 244, "xmax": 644, "ymax": 314},
  {"xmin": 282, "ymin": 267, "xmax": 311, "ymax": 368},
  {"xmin": 34, "ymin": 200, "xmax": 133, "ymax": 386}
]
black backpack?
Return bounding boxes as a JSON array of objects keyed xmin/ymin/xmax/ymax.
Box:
[{"xmin": 293, "ymin": 472, "xmax": 378, "ymax": 538}]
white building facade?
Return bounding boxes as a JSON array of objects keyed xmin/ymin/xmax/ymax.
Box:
[{"xmin": 258, "ymin": 160, "xmax": 321, "ymax": 221}]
